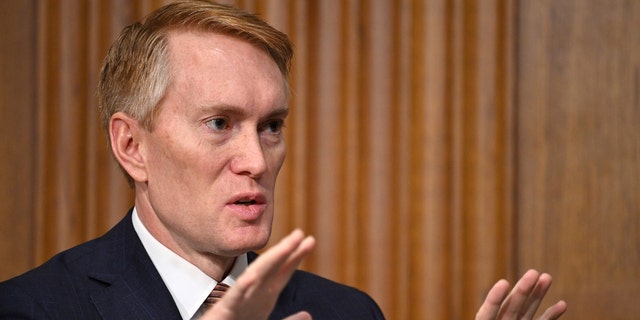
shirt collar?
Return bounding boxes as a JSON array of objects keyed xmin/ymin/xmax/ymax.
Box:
[{"xmin": 132, "ymin": 207, "xmax": 248, "ymax": 319}]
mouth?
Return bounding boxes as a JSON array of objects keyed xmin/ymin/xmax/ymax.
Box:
[
  {"xmin": 226, "ymin": 193, "xmax": 268, "ymax": 221},
  {"xmin": 229, "ymin": 193, "xmax": 267, "ymax": 206},
  {"xmin": 234, "ymin": 199, "xmax": 258, "ymax": 206}
]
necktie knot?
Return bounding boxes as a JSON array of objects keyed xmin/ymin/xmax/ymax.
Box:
[
  {"xmin": 193, "ymin": 282, "xmax": 231, "ymax": 319},
  {"xmin": 204, "ymin": 282, "xmax": 230, "ymax": 305}
]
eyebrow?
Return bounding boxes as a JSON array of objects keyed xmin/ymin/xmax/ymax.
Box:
[
  {"xmin": 267, "ymin": 107, "xmax": 290, "ymax": 119},
  {"xmin": 199, "ymin": 103, "xmax": 289, "ymax": 119}
]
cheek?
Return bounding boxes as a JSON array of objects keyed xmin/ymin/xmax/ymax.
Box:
[
  {"xmin": 146, "ymin": 133, "xmax": 205, "ymax": 184},
  {"xmin": 149, "ymin": 142, "xmax": 183, "ymax": 176},
  {"xmin": 269, "ymin": 143, "xmax": 287, "ymax": 175}
]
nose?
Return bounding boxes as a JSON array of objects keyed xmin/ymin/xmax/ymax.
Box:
[{"xmin": 229, "ymin": 130, "xmax": 268, "ymax": 178}]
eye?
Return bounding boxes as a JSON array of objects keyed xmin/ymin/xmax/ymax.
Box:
[
  {"xmin": 262, "ymin": 119, "xmax": 285, "ymax": 134},
  {"xmin": 205, "ymin": 117, "xmax": 229, "ymax": 131}
]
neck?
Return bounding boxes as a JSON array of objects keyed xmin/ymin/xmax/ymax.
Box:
[{"xmin": 134, "ymin": 197, "xmax": 236, "ymax": 280}]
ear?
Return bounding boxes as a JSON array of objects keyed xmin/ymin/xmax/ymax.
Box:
[{"xmin": 109, "ymin": 112, "xmax": 148, "ymax": 183}]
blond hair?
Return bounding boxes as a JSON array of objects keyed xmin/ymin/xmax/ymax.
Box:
[{"xmin": 97, "ymin": 0, "xmax": 293, "ymax": 185}]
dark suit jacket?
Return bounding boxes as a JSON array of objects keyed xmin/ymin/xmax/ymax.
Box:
[{"xmin": 0, "ymin": 211, "xmax": 384, "ymax": 319}]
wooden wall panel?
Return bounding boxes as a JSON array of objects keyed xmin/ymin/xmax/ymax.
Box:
[
  {"xmin": 0, "ymin": 0, "xmax": 518, "ymax": 318},
  {"xmin": 0, "ymin": 0, "xmax": 37, "ymax": 280},
  {"xmin": 516, "ymin": 1, "xmax": 640, "ymax": 319},
  {"xmin": 253, "ymin": 0, "xmax": 516, "ymax": 318},
  {"xmin": 32, "ymin": 0, "xmax": 166, "ymax": 263}
]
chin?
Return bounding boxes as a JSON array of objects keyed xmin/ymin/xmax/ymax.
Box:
[
  {"xmin": 229, "ymin": 225, "xmax": 271, "ymax": 253},
  {"xmin": 248, "ymin": 230, "xmax": 271, "ymax": 251}
]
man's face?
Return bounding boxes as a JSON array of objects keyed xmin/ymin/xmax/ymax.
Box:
[{"xmin": 135, "ymin": 31, "xmax": 288, "ymax": 259}]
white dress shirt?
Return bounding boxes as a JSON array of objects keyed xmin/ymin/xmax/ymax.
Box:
[{"xmin": 132, "ymin": 207, "xmax": 248, "ymax": 320}]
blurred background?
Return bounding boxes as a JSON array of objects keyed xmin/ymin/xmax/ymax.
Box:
[{"xmin": 1, "ymin": 0, "xmax": 638, "ymax": 319}]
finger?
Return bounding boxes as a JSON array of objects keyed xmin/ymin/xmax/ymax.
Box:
[
  {"xmin": 496, "ymin": 269, "xmax": 540, "ymax": 318},
  {"xmin": 272, "ymin": 235, "xmax": 315, "ymax": 289},
  {"xmin": 203, "ymin": 231, "xmax": 315, "ymax": 319},
  {"xmin": 537, "ymin": 300, "xmax": 567, "ymax": 320},
  {"xmin": 475, "ymin": 279, "xmax": 510, "ymax": 320},
  {"xmin": 522, "ymin": 273, "xmax": 553, "ymax": 319},
  {"xmin": 254, "ymin": 230, "xmax": 315, "ymax": 287},
  {"xmin": 252, "ymin": 229, "xmax": 308, "ymax": 276},
  {"xmin": 239, "ymin": 230, "xmax": 309, "ymax": 287},
  {"xmin": 282, "ymin": 234, "xmax": 315, "ymax": 270},
  {"xmin": 283, "ymin": 311, "xmax": 312, "ymax": 320},
  {"xmin": 234, "ymin": 230, "xmax": 314, "ymax": 296}
]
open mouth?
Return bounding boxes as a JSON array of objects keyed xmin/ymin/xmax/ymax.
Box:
[
  {"xmin": 235, "ymin": 199, "xmax": 257, "ymax": 206},
  {"xmin": 228, "ymin": 193, "xmax": 266, "ymax": 208},
  {"xmin": 227, "ymin": 194, "xmax": 267, "ymax": 220}
]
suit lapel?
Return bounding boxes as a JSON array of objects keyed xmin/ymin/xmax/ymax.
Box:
[{"xmin": 87, "ymin": 211, "xmax": 181, "ymax": 319}]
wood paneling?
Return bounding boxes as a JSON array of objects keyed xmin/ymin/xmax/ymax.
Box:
[
  {"xmin": 259, "ymin": 0, "xmax": 516, "ymax": 318},
  {"xmin": 1, "ymin": 0, "xmax": 638, "ymax": 319},
  {"xmin": 0, "ymin": 0, "xmax": 37, "ymax": 281},
  {"xmin": 32, "ymin": 0, "xmax": 144, "ymax": 263},
  {"xmin": 516, "ymin": 1, "xmax": 640, "ymax": 319}
]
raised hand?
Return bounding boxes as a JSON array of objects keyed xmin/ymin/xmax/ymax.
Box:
[
  {"xmin": 201, "ymin": 229, "xmax": 316, "ymax": 320},
  {"xmin": 475, "ymin": 269, "xmax": 567, "ymax": 320}
]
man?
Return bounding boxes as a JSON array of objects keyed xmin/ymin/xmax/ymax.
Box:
[{"xmin": 0, "ymin": 1, "xmax": 566, "ymax": 319}]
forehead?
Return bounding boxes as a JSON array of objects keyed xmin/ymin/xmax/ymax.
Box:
[
  {"xmin": 163, "ymin": 30, "xmax": 287, "ymax": 109},
  {"xmin": 166, "ymin": 30, "xmax": 281, "ymax": 80}
]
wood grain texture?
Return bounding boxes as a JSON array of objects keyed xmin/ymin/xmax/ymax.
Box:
[
  {"xmin": 33, "ymin": 0, "xmax": 138, "ymax": 263},
  {"xmin": 254, "ymin": 0, "xmax": 516, "ymax": 318},
  {"xmin": 2, "ymin": 0, "xmax": 637, "ymax": 319},
  {"xmin": 516, "ymin": 0, "xmax": 640, "ymax": 318},
  {"xmin": 0, "ymin": 0, "xmax": 37, "ymax": 281}
]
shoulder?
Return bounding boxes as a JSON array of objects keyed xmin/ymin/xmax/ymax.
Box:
[
  {"xmin": 0, "ymin": 214, "xmax": 135, "ymax": 318},
  {"xmin": 287, "ymin": 269, "xmax": 368, "ymax": 296},
  {"xmin": 0, "ymin": 240, "xmax": 99, "ymax": 318},
  {"xmin": 1, "ymin": 215, "xmax": 128, "ymax": 290},
  {"xmin": 247, "ymin": 251, "xmax": 385, "ymax": 319},
  {"xmin": 1, "ymin": 234, "xmax": 101, "ymax": 289},
  {"xmin": 273, "ymin": 269, "xmax": 386, "ymax": 319}
]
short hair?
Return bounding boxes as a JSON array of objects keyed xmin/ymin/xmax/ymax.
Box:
[{"xmin": 97, "ymin": 0, "xmax": 293, "ymax": 185}]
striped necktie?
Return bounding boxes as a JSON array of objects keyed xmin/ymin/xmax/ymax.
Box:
[
  {"xmin": 193, "ymin": 283, "xmax": 230, "ymax": 319},
  {"xmin": 204, "ymin": 283, "xmax": 230, "ymax": 305}
]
